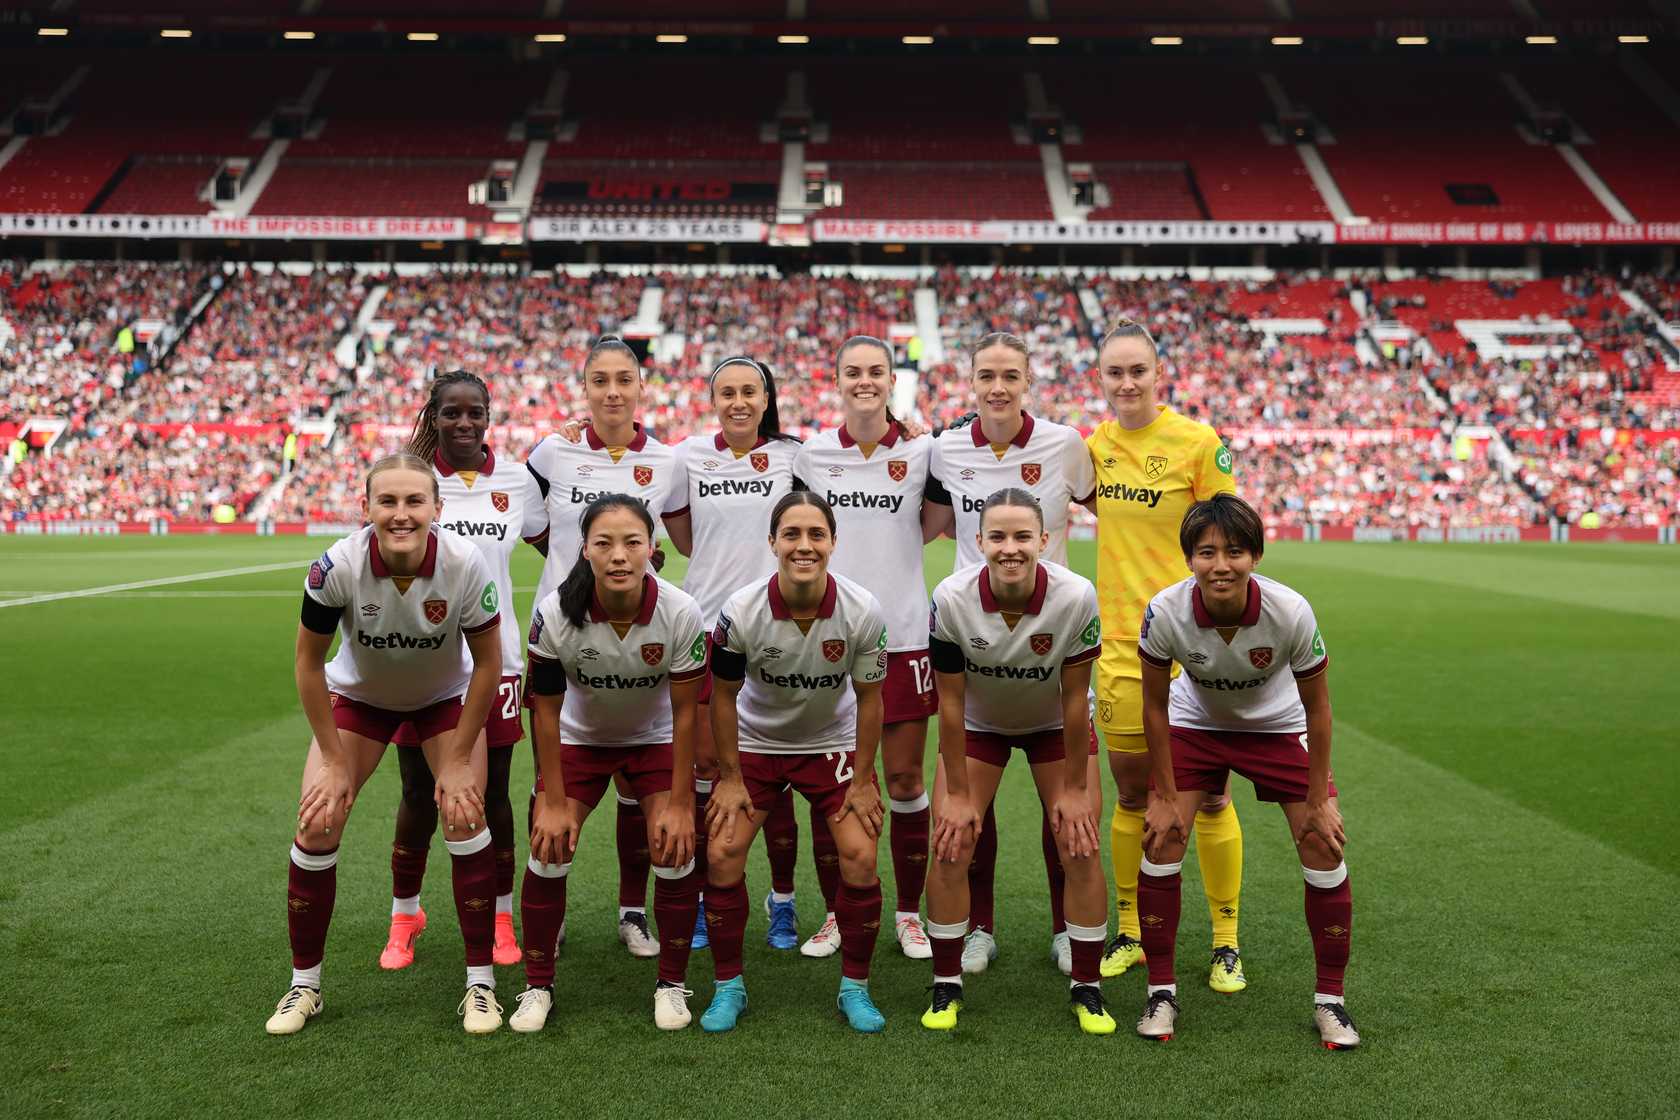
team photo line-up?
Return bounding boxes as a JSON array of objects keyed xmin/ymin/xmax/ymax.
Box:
[{"xmin": 270, "ymin": 324, "xmax": 1356, "ymax": 1048}]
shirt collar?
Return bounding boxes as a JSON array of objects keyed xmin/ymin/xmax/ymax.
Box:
[
  {"xmin": 837, "ymin": 421, "xmax": 901, "ymax": 449},
  {"xmin": 977, "ymin": 562, "xmax": 1049, "ymax": 615},
  {"xmin": 588, "ymin": 573, "xmax": 659, "ymax": 625},
  {"xmin": 368, "ymin": 528, "xmax": 438, "ymax": 579},
  {"xmin": 432, "ymin": 446, "xmax": 495, "ymax": 477},
  {"xmin": 585, "ymin": 422, "xmax": 649, "ymax": 453},
  {"xmin": 1191, "ymin": 577, "xmax": 1262, "ymax": 628},
  {"xmin": 714, "ymin": 431, "xmax": 768, "ymax": 452},
  {"xmin": 767, "ymin": 573, "xmax": 839, "ymax": 620},
  {"xmin": 970, "ymin": 410, "xmax": 1035, "ymax": 449}
]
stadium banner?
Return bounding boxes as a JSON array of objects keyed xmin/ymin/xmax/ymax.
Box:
[
  {"xmin": 1560, "ymin": 525, "xmax": 1664, "ymax": 543},
  {"xmin": 1332, "ymin": 221, "xmax": 1680, "ymax": 245},
  {"xmin": 0, "ymin": 214, "xmax": 468, "ymax": 240},
  {"xmin": 527, "ymin": 216, "xmax": 769, "ymax": 242},
  {"xmin": 1317, "ymin": 524, "xmax": 1553, "ymax": 542},
  {"xmin": 1509, "ymin": 428, "xmax": 1680, "ymax": 447},
  {"xmin": 1224, "ymin": 427, "xmax": 1440, "ymax": 446},
  {"xmin": 540, "ymin": 178, "xmax": 778, "ymax": 206},
  {"xmin": 810, "ymin": 219, "xmax": 1337, "ymax": 245}
]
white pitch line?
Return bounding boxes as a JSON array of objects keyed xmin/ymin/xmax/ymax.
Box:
[{"xmin": 0, "ymin": 560, "xmax": 307, "ymax": 609}]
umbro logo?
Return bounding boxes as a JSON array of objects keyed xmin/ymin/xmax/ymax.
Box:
[
  {"xmin": 702, "ymin": 459, "xmax": 721, "ymax": 470},
  {"xmin": 581, "ymin": 647, "xmax": 600, "ymax": 659},
  {"xmin": 826, "ymin": 466, "xmax": 845, "ymax": 477},
  {"xmin": 1186, "ymin": 651, "xmax": 1208, "ymax": 664},
  {"xmin": 361, "ymin": 603, "xmax": 380, "ymax": 617},
  {"xmin": 968, "ymin": 637, "xmax": 990, "ymax": 649},
  {"xmin": 763, "ymin": 646, "xmax": 783, "ymax": 660},
  {"xmin": 1324, "ymin": 924, "xmax": 1348, "ymax": 938}
]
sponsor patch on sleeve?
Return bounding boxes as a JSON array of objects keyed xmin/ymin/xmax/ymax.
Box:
[
  {"xmin": 480, "ymin": 582, "xmax": 499, "ymax": 614},
  {"xmin": 1215, "ymin": 445, "xmax": 1233, "ymax": 475},
  {"xmin": 307, "ymin": 552, "xmax": 334, "ymax": 590},
  {"xmin": 528, "ymin": 609, "xmax": 545, "ymax": 647}
]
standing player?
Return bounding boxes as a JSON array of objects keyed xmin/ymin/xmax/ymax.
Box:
[
  {"xmin": 1086, "ymin": 321, "xmax": 1247, "ymax": 992},
  {"xmin": 699, "ymin": 491, "xmax": 892, "ymax": 1033},
  {"xmin": 526, "ymin": 336, "xmax": 691, "ymax": 959},
  {"xmin": 923, "ymin": 331, "xmax": 1100, "ymax": 976},
  {"xmin": 380, "ymin": 371, "xmax": 549, "ymax": 973},
  {"xmin": 1133, "ymin": 495, "xmax": 1356, "ymax": 1049},
  {"xmin": 665, "ymin": 357, "xmax": 805, "ymax": 952},
  {"xmin": 266, "ymin": 453, "xmax": 505, "ymax": 1036},
  {"xmin": 794, "ymin": 335, "xmax": 939, "ymax": 961},
  {"xmin": 921, "ymin": 489, "xmax": 1113, "ymax": 1034},
  {"xmin": 507, "ymin": 495, "xmax": 708, "ymax": 1032}
]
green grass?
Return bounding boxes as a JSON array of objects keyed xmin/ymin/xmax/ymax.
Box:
[{"xmin": 1, "ymin": 537, "xmax": 1675, "ymax": 1118}]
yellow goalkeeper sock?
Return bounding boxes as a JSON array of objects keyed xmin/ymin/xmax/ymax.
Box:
[
  {"xmin": 1194, "ymin": 800, "xmax": 1243, "ymax": 949},
  {"xmin": 1109, "ymin": 801, "xmax": 1144, "ymax": 940}
]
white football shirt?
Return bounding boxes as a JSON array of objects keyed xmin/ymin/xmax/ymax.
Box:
[
  {"xmin": 929, "ymin": 412, "xmax": 1097, "ymax": 570},
  {"xmin": 526, "ymin": 574, "xmax": 708, "ymax": 747},
  {"xmin": 526, "ymin": 423, "xmax": 690, "ymax": 608},
  {"xmin": 432, "ymin": 446, "xmax": 549, "ymax": 675},
  {"xmin": 712, "ymin": 572, "xmax": 890, "ymax": 755},
  {"xmin": 305, "ymin": 525, "xmax": 501, "ymax": 711},
  {"xmin": 674, "ymin": 432, "xmax": 802, "ymax": 626},
  {"xmin": 930, "ymin": 560, "xmax": 1101, "ymax": 735},
  {"xmin": 1137, "ymin": 573, "xmax": 1328, "ymax": 734},
  {"xmin": 793, "ymin": 423, "xmax": 931, "ymax": 652}
]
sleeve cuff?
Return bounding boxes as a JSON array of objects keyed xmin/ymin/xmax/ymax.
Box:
[
  {"xmin": 1062, "ymin": 646, "xmax": 1100, "ymax": 668},
  {"xmin": 1137, "ymin": 646, "xmax": 1172, "ymax": 670},
  {"xmin": 670, "ymin": 666, "xmax": 709, "ymax": 684},
  {"xmin": 1292, "ymin": 657, "xmax": 1329, "ymax": 680},
  {"xmin": 464, "ymin": 614, "xmax": 500, "ymax": 636}
]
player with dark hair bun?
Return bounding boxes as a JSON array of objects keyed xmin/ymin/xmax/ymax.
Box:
[
  {"xmin": 525, "ymin": 337, "xmax": 694, "ymax": 959},
  {"xmin": 507, "ymin": 492, "xmax": 709, "ymax": 1032}
]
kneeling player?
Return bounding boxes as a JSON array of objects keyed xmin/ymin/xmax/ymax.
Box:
[
  {"xmin": 922, "ymin": 489, "xmax": 1112, "ymax": 1034},
  {"xmin": 1134, "ymin": 494, "xmax": 1358, "ymax": 1049},
  {"xmin": 267, "ymin": 453, "xmax": 505, "ymax": 1036},
  {"xmin": 510, "ymin": 495, "xmax": 708, "ymax": 1032},
  {"xmin": 700, "ymin": 491, "xmax": 893, "ymax": 1034}
]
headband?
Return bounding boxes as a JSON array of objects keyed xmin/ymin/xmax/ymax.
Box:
[{"xmin": 709, "ymin": 356, "xmax": 770, "ymax": 391}]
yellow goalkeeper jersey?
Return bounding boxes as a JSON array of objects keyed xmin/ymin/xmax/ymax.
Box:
[{"xmin": 1086, "ymin": 405, "xmax": 1236, "ymax": 646}]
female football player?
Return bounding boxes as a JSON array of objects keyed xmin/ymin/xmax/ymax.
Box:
[
  {"xmin": 526, "ymin": 336, "xmax": 693, "ymax": 959},
  {"xmin": 266, "ymin": 453, "xmax": 505, "ymax": 1036},
  {"xmin": 508, "ymin": 494, "xmax": 708, "ymax": 1032},
  {"xmin": 379, "ymin": 371, "xmax": 549, "ymax": 973},
  {"xmin": 792, "ymin": 335, "xmax": 941, "ymax": 962},
  {"xmin": 1135, "ymin": 495, "xmax": 1356, "ymax": 1049},
  {"xmin": 699, "ymin": 491, "xmax": 892, "ymax": 1033},
  {"xmin": 1086, "ymin": 320, "xmax": 1247, "ymax": 993},
  {"xmin": 923, "ymin": 331, "xmax": 1101, "ymax": 976},
  {"xmin": 922, "ymin": 488, "xmax": 1113, "ymax": 1035},
  {"xmin": 665, "ymin": 357, "xmax": 805, "ymax": 952}
]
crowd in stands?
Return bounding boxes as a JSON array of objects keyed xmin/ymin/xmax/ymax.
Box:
[{"xmin": 4, "ymin": 262, "xmax": 1676, "ymax": 528}]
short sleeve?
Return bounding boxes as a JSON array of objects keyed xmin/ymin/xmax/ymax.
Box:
[
  {"xmin": 851, "ymin": 603, "xmax": 890, "ymax": 685},
  {"xmin": 792, "ymin": 444, "xmax": 813, "ymax": 488},
  {"xmin": 1136, "ymin": 595, "xmax": 1174, "ymax": 669},
  {"xmin": 527, "ymin": 594, "xmax": 567, "ymax": 664},
  {"xmin": 661, "ymin": 454, "xmax": 690, "ymax": 517},
  {"xmin": 1192, "ymin": 431, "xmax": 1237, "ymax": 500},
  {"xmin": 710, "ymin": 603, "xmax": 747, "ymax": 681},
  {"xmin": 520, "ymin": 471, "xmax": 550, "ymax": 543},
  {"xmin": 1066, "ymin": 428, "xmax": 1097, "ymax": 504},
  {"xmin": 1290, "ymin": 602, "xmax": 1329, "ymax": 679},
  {"xmin": 304, "ymin": 540, "xmax": 352, "ymax": 608},
  {"xmin": 1062, "ymin": 579, "xmax": 1101, "ymax": 668},
  {"xmin": 929, "ymin": 588, "xmax": 958, "ymax": 647},
  {"xmin": 668, "ymin": 596, "xmax": 709, "ymax": 683},
  {"xmin": 525, "ymin": 436, "xmax": 555, "ymax": 498},
  {"xmin": 458, "ymin": 547, "xmax": 501, "ymax": 635}
]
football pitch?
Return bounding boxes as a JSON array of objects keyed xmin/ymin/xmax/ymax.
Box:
[{"xmin": 1, "ymin": 535, "xmax": 1674, "ymax": 1119}]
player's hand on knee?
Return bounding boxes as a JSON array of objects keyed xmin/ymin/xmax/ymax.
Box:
[
  {"xmin": 834, "ymin": 779, "xmax": 884, "ymax": 840},
  {"xmin": 530, "ymin": 799, "xmax": 579, "ymax": 866},
  {"xmin": 434, "ymin": 760, "xmax": 486, "ymax": 835},
  {"xmin": 653, "ymin": 802, "xmax": 695, "ymax": 868},
  {"xmin": 1051, "ymin": 787, "xmax": 1100, "ymax": 861},
  {"xmin": 932, "ymin": 790, "xmax": 981, "ymax": 864},
  {"xmin": 706, "ymin": 775, "xmax": 753, "ymax": 844},
  {"xmin": 299, "ymin": 762, "xmax": 354, "ymax": 837},
  {"xmin": 1142, "ymin": 790, "xmax": 1188, "ymax": 863},
  {"xmin": 1295, "ymin": 798, "xmax": 1345, "ymax": 862}
]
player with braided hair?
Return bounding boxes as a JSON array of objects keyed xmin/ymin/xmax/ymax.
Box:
[{"xmin": 377, "ymin": 370, "xmax": 551, "ymax": 974}]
